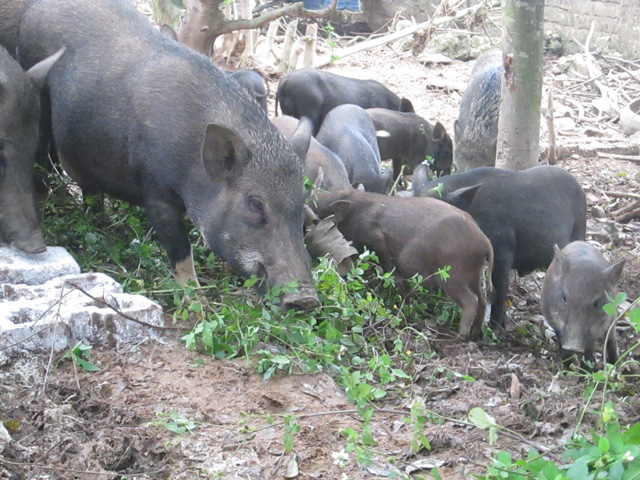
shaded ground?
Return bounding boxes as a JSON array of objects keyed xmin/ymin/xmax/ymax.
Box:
[{"xmin": 2, "ymin": 17, "xmax": 640, "ymax": 480}]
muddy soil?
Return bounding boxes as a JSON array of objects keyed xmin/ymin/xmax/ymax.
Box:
[{"xmin": 2, "ymin": 16, "xmax": 640, "ymax": 480}]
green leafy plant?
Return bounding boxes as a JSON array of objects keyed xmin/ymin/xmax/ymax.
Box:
[
  {"xmin": 325, "ymin": 22, "xmax": 340, "ymax": 64},
  {"xmin": 148, "ymin": 409, "xmax": 197, "ymax": 435},
  {"xmin": 58, "ymin": 342, "xmax": 101, "ymax": 372}
]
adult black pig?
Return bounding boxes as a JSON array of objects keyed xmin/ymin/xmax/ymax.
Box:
[
  {"xmin": 228, "ymin": 69, "xmax": 269, "ymax": 115},
  {"xmin": 414, "ymin": 165, "xmax": 586, "ymax": 328},
  {"xmin": 271, "ymin": 115, "xmax": 351, "ymax": 192},
  {"xmin": 541, "ymin": 241, "xmax": 625, "ymax": 366},
  {"xmin": 316, "ymin": 104, "xmax": 392, "ymax": 194},
  {"xmin": 312, "ymin": 189, "xmax": 494, "ymax": 341},
  {"xmin": 0, "ymin": 0, "xmax": 31, "ymax": 57},
  {"xmin": 0, "ymin": 46, "xmax": 62, "ymax": 253},
  {"xmin": 367, "ymin": 108, "xmax": 453, "ymax": 178},
  {"xmin": 17, "ymin": 0, "xmax": 319, "ymax": 309},
  {"xmin": 158, "ymin": 24, "xmax": 270, "ymax": 115},
  {"xmin": 275, "ymin": 68, "xmax": 414, "ymax": 134},
  {"xmin": 454, "ymin": 51, "xmax": 501, "ymax": 172}
]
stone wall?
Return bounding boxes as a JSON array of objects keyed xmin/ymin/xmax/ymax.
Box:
[{"xmin": 544, "ymin": 0, "xmax": 640, "ymax": 59}]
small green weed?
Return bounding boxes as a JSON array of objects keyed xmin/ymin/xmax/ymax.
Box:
[
  {"xmin": 58, "ymin": 342, "xmax": 101, "ymax": 372},
  {"xmin": 148, "ymin": 409, "xmax": 197, "ymax": 435}
]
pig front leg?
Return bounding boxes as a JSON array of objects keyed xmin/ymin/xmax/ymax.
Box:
[{"xmin": 144, "ymin": 194, "xmax": 198, "ymax": 286}]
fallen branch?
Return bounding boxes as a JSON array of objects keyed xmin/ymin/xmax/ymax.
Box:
[
  {"xmin": 611, "ymin": 199, "xmax": 640, "ymax": 217},
  {"xmin": 315, "ymin": 0, "xmax": 491, "ymax": 68},
  {"xmin": 614, "ymin": 205, "xmax": 640, "ymax": 223},
  {"xmin": 604, "ymin": 191, "xmax": 640, "ymax": 200},
  {"xmin": 597, "ymin": 152, "xmax": 640, "ymax": 164},
  {"xmin": 573, "ymin": 21, "xmax": 620, "ymax": 118},
  {"xmin": 68, "ymin": 282, "xmax": 185, "ymax": 332},
  {"xmin": 425, "ymin": 77, "xmax": 468, "ymax": 92}
]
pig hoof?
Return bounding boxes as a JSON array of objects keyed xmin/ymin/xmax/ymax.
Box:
[{"xmin": 13, "ymin": 240, "xmax": 47, "ymax": 254}]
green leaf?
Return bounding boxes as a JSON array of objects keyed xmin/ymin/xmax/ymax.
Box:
[
  {"xmin": 469, "ymin": 407, "xmax": 497, "ymax": 430},
  {"xmin": 75, "ymin": 357, "xmax": 101, "ymax": 372},
  {"xmin": 566, "ymin": 456, "xmax": 590, "ymax": 480},
  {"xmin": 599, "ymin": 437, "xmax": 610, "ymax": 453},
  {"xmin": 391, "ymin": 368, "xmax": 411, "ymax": 379},
  {"xmin": 284, "ymin": 432, "xmax": 294, "ymax": 452},
  {"xmin": 623, "ymin": 423, "xmax": 640, "ymax": 444}
]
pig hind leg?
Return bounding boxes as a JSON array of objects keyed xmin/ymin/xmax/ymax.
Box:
[
  {"xmin": 443, "ymin": 276, "xmax": 485, "ymax": 341},
  {"xmin": 489, "ymin": 250, "xmax": 514, "ymax": 328}
]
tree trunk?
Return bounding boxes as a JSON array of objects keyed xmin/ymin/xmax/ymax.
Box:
[
  {"xmin": 170, "ymin": 0, "xmax": 339, "ymax": 56},
  {"xmin": 495, "ymin": 0, "xmax": 545, "ymax": 170},
  {"xmin": 178, "ymin": 0, "xmax": 226, "ymax": 54}
]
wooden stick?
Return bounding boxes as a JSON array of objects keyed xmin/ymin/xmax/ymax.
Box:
[
  {"xmin": 546, "ymin": 85, "xmax": 557, "ymax": 165},
  {"xmin": 604, "ymin": 191, "xmax": 640, "ymax": 200},
  {"xmin": 614, "ymin": 206, "xmax": 640, "ymax": 223},
  {"xmin": 302, "ymin": 23, "xmax": 317, "ymax": 69},
  {"xmin": 611, "ymin": 199, "xmax": 640, "ymax": 217},
  {"xmin": 597, "ymin": 152, "xmax": 640, "ymax": 164}
]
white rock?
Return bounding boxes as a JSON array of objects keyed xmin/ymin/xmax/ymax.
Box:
[
  {"xmin": 0, "ymin": 271, "xmax": 165, "ymax": 362},
  {"xmin": 0, "ymin": 246, "xmax": 80, "ymax": 285}
]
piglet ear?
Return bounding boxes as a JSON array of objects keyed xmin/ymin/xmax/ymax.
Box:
[
  {"xmin": 604, "ymin": 259, "xmax": 626, "ymax": 285},
  {"xmin": 201, "ymin": 123, "xmax": 252, "ymax": 181},
  {"xmin": 290, "ymin": 116, "xmax": 312, "ymax": 162},
  {"xmin": 411, "ymin": 163, "xmax": 431, "ymax": 196},
  {"xmin": 552, "ymin": 244, "xmax": 569, "ymax": 275},
  {"xmin": 431, "ymin": 121, "xmax": 446, "ymax": 142},
  {"xmin": 26, "ymin": 47, "xmax": 65, "ymax": 90},
  {"xmin": 399, "ymin": 97, "xmax": 414, "ymax": 113},
  {"xmin": 447, "ymin": 184, "xmax": 480, "ymax": 210},
  {"xmin": 313, "ymin": 166, "xmax": 325, "ymax": 190},
  {"xmin": 160, "ymin": 24, "xmax": 178, "ymax": 41},
  {"xmin": 328, "ymin": 199, "xmax": 351, "ymax": 224},
  {"xmin": 453, "ymin": 119, "xmax": 462, "ymax": 142}
]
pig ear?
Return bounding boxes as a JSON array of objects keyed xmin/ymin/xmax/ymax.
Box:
[
  {"xmin": 453, "ymin": 119, "xmax": 462, "ymax": 142},
  {"xmin": 160, "ymin": 24, "xmax": 178, "ymax": 41},
  {"xmin": 431, "ymin": 122, "xmax": 446, "ymax": 142},
  {"xmin": 400, "ymin": 97, "xmax": 414, "ymax": 113},
  {"xmin": 290, "ymin": 116, "xmax": 312, "ymax": 162},
  {"xmin": 201, "ymin": 123, "xmax": 252, "ymax": 180},
  {"xmin": 26, "ymin": 47, "xmax": 65, "ymax": 91},
  {"xmin": 329, "ymin": 199, "xmax": 351, "ymax": 223},
  {"xmin": 552, "ymin": 244, "xmax": 570, "ymax": 274},
  {"xmin": 447, "ymin": 184, "xmax": 480, "ymax": 210},
  {"xmin": 604, "ymin": 259, "xmax": 626, "ymax": 285},
  {"xmin": 313, "ymin": 166, "xmax": 325, "ymax": 190},
  {"xmin": 412, "ymin": 163, "xmax": 430, "ymax": 195}
]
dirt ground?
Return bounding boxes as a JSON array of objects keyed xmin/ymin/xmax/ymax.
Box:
[{"xmin": 2, "ymin": 12, "xmax": 640, "ymax": 480}]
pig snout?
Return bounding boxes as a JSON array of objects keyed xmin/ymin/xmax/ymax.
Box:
[{"xmin": 283, "ymin": 289, "xmax": 321, "ymax": 310}]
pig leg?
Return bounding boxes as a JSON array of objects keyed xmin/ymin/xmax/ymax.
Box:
[
  {"xmin": 605, "ymin": 332, "xmax": 620, "ymax": 364},
  {"xmin": 392, "ymin": 158, "xmax": 404, "ymax": 181},
  {"xmin": 144, "ymin": 195, "xmax": 198, "ymax": 286},
  {"xmin": 443, "ymin": 281, "xmax": 481, "ymax": 341},
  {"xmin": 489, "ymin": 252, "xmax": 513, "ymax": 328}
]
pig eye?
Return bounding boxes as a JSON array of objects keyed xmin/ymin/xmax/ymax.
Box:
[
  {"xmin": 248, "ymin": 196, "xmax": 266, "ymax": 220},
  {"xmin": 593, "ymin": 299, "xmax": 601, "ymax": 309},
  {"xmin": 561, "ymin": 292, "xmax": 567, "ymax": 304}
]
